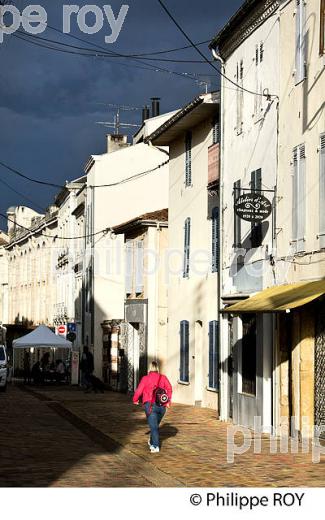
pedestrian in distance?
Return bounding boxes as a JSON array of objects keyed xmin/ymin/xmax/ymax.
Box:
[
  {"xmin": 80, "ymin": 346, "xmax": 94, "ymax": 391},
  {"xmin": 133, "ymin": 361, "xmax": 172, "ymax": 453}
]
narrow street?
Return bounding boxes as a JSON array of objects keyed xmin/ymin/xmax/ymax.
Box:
[{"xmin": 0, "ymin": 384, "xmax": 324, "ymax": 487}]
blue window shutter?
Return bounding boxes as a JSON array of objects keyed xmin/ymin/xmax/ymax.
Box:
[
  {"xmin": 180, "ymin": 320, "xmax": 189, "ymax": 382},
  {"xmin": 183, "ymin": 218, "xmax": 191, "ymax": 278},
  {"xmin": 125, "ymin": 241, "xmax": 133, "ymax": 295},
  {"xmin": 135, "ymin": 241, "xmax": 144, "ymax": 294},
  {"xmin": 212, "ymin": 207, "xmax": 219, "ymax": 273},
  {"xmin": 185, "ymin": 132, "xmax": 192, "ymax": 186},
  {"xmin": 208, "ymin": 321, "xmax": 219, "ymax": 390}
]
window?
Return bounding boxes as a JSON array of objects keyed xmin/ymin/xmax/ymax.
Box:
[
  {"xmin": 292, "ymin": 144, "xmax": 306, "ymax": 252},
  {"xmin": 234, "ymin": 180, "xmax": 241, "ymax": 248},
  {"xmin": 183, "ymin": 217, "xmax": 191, "ymax": 278},
  {"xmin": 295, "ymin": 0, "xmax": 306, "ymax": 84},
  {"xmin": 185, "ymin": 131, "xmax": 192, "ymax": 186},
  {"xmin": 236, "ymin": 60, "xmax": 244, "ymax": 134},
  {"xmin": 135, "ymin": 241, "xmax": 144, "ymax": 294},
  {"xmin": 319, "ymin": 134, "xmax": 325, "ymax": 248},
  {"xmin": 251, "ymin": 169, "xmax": 263, "ymax": 248},
  {"xmin": 212, "ymin": 118, "xmax": 220, "ymax": 145},
  {"xmin": 212, "ymin": 207, "xmax": 219, "ymax": 273},
  {"xmin": 180, "ymin": 320, "xmax": 189, "ymax": 383},
  {"xmin": 320, "ymin": 0, "xmax": 325, "ymax": 55},
  {"xmin": 208, "ymin": 321, "xmax": 219, "ymax": 390},
  {"xmin": 259, "ymin": 42, "xmax": 264, "ymax": 63},
  {"xmin": 125, "ymin": 240, "xmax": 134, "ymax": 295},
  {"xmin": 241, "ymin": 314, "xmax": 256, "ymax": 395}
]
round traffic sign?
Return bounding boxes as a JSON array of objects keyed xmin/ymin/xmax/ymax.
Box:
[{"xmin": 58, "ymin": 325, "xmax": 66, "ymax": 334}]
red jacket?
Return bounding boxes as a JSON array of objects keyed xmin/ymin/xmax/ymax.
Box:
[{"xmin": 133, "ymin": 372, "xmax": 172, "ymax": 406}]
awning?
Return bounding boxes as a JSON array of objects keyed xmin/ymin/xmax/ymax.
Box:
[
  {"xmin": 222, "ymin": 279, "xmax": 325, "ymax": 313},
  {"xmin": 13, "ymin": 325, "xmax": 72, "ymax": 349}
]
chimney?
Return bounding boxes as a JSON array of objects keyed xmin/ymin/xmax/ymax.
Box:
[
  {"xmin": 106, "ymin": 134, "xmax": 129, "ymax": 154},
  {"xmin": 142, "ymin": 105, "xmax": 150, "ymax": 122},
  {"xmin": 151, "ymin": 97, "xmax": 160, "ymax": 118},
  {"xmin": 6, "ymin": 207, "xmax": 16, "ymax": 239}
]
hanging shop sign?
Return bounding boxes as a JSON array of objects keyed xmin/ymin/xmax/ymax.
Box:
[{"xmin": 234, "ymin": 193, "xmax": 272, "ymax": 222}]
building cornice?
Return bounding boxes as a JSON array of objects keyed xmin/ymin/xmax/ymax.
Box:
[{"xmin": 210, "ymin": 0, "xmax": 280, "ymax": 60}]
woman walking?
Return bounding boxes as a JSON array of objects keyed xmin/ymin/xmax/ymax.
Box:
[{"xmin": 133, "ymin": 361, "xmax": 172, "ymax": 453}]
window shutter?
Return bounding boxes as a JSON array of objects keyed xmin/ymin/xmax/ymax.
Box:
[
  {"xmin": 292, "ymin": 147, "xmax": 299, "ymax": 242},
  {"xmin": 185, "ymin": 132, "xmax": 192, "ymax": 186},
  {"xmin": 213, "ymin": 119, "xmax": 220, "ymax": 144},
  {"xmin": 125, "ymin": 240, "xmax": 133, "ymax": 295},
  {"xmin": 320, "ymin": 0, "xmax": 325, "ymax": 55},
  {"xmin": 297, "ymin": 145, "xmax": 306, "ymax": 251},
  {"xmin": 180, "ymin": 320, "xmax": 189, "ymax": 382},
  {"xmin": 183, "ymin": 217, "xmax": 191, "ymax": 278},
  {"xmin": 234, "ymin": 180, "xmax": 241, "ymax": 248},
  {"xmin": 295, "ymin": 0, "xmax": 306, "ymax": 84},
  {"xmin": 320, "ymin": 135, "xmax": 325, "ymax": 248},
  {"xmin": 208, "ymin": 321, "xmax": 219, "ymax": 390},
  {"xmin": 212, "ymin": 207, "xmax": 219, "ymax": 273},
  {"xmin": 135, "ymin": 241, "xmax": 144, "ymax": 294}
]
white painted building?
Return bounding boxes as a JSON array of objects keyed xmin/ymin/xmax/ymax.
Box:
[
  {"xmin": 210, "ymin": 0, "xmax": 280, "ymax": 430},
  {"xmin": 0, "ymin": 231, "xmax": 9, "ymax": 326},
  {"xmin": 82, "ymin": 114, "xmax": 171, "ymax": 381}
]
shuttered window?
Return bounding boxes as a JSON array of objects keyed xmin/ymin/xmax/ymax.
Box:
[
  {"xmin": 292, "ymin": 144, "xmax": 306, "ymax": 252},
  {"xmin": 135, "ymin": 241, "xmax": 144, "ymax": 294},
  {"xmin": 295, "ymin": 0, "xmax": 306, "ymax": 84},
  {"xmin": 208, "ymin": 320, "xmax": 219, "ymax": 390},
  {"xmin": 236, "ymin": 60, "xmax": 244, "ymax": 134},
  {"xmin": 180, "ymin": 320, "xmax": 189, "ymax": 383},
  {"xmin": 185, "ymin": 132, "xmax": 192, "ymax": 186},
  {"xmin": 125, "ymin": 240, "xmax": 134, "ymax": 295},
  {"xmin": 212, "ymin": 118, "xmax": 220, "ymax": 144},
  {"xmin": 251, "ymin": 169, "xmax": 263, "ymax": 248},
  {"xmin": 183, "ymin": 217, "xmax": 191, "ymax": 278},
  {"xmin": 212, "ymin": 207, "xmax": 219, "ymax": 273},
  {"xmin": 234, "ymin": 180, "xmax": 242, "ymax": 248},
  {"xmin": 320, "ymin": 0, "xmax": 325, "ymax": 55},
  {"xmin": 320, "ymin": 134, "xmax": 325, "ymax": 248}
]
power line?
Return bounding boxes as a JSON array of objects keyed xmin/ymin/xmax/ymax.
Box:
[
  {"xmin": 0, "ymin": 174, "xmax": 46, "ymax": 212},
  {"xmin": 0, "ymin": 159, "xmax": 63, "ymax": 189},
  {"xmin": 0, "ymin": 211, "xmax": 111, "ymax": 241},
  {"xmin": 0, "ymin": 157, "xmax": 170, "ymax": 190},
  {"xmin": 13, "ymin": 31, "xmax": 217, "ymax": 81},
  {"xmin": 16, "ymin": 30, "xmax": 213, "ymax": 64},
  {"xmin": 156, "ymin": 0, "xmax": 277, "ymax": 98}
]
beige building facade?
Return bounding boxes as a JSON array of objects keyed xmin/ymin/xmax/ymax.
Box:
[{"xmin": 148, "ymin": 92, "xmax": 220, "ymax": 410}]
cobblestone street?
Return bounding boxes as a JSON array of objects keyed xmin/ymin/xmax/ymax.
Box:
[{"xmin": 0, "ymin": 384, "xmax": 324, "ymax": 487}]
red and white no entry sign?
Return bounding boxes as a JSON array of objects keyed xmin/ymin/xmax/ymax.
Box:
[{"xmin": 57, "ymin": 325, "xmax": 67, "ymax": 335}]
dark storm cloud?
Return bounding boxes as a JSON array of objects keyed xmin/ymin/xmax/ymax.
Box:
[{"xmin": 0, "ymin": 0, "xmax": 242, "ymax": 215}]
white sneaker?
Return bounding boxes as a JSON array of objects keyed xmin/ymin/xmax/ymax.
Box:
[{"xmin": 150, "ymin": 446, "xmax": 160, "ymax": 453}]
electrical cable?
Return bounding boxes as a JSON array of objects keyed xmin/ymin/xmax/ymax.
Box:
[
  {"xmin": 0, "ymin": 211, "xmax": 111, "ymax": 241},
  {"xmin": 0, "ymin": 157, "xmax": 169, "ymax": 190},
  {"xmin": 156, "ymin": 0, "xmax": 278, "ymax": 98},
  {"xmin": 0, "ymin": 175, "xmax": 46, "ymax": 212}
]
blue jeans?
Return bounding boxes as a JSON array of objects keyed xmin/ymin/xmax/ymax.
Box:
[{"xmin": 144, "ymin": 402, "xmax": 166, "ymax": 448}]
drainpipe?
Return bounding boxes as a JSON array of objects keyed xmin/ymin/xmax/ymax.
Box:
[{"xmin": 211, "ymin": 48, "xmax": 227, "ymax": 422}]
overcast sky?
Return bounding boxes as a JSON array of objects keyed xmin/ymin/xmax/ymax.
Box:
[{"xmin": 0, "ymin": 0, "xmax": 242, "ymax": 223}]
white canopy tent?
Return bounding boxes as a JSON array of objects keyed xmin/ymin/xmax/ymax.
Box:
[
  {"xmin": 13, "ymin": 325, "xmax": 72, "ymax": 349},
  {"xmin": 12, "ymin": 325, "xmax": 72, "ymax": 380}
]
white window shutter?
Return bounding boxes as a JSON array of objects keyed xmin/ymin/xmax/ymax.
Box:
[
  {"xmin": 297, "ymin": 145, "xmax": 306, "ymax": 252},
  {"xmin": 292, "ymin": 147, "xmax": 299, "ymax": 245},
  {"xmin": 125, "ymin": 241, "xmax": 133, "ymax": 295},
  {"xmin": 320, "ymin": 135, "xmax": 325, "ymax": 248},
  {"xmin": 135, "ymin": 241, "xmax": 144, "ymax": 294}
]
